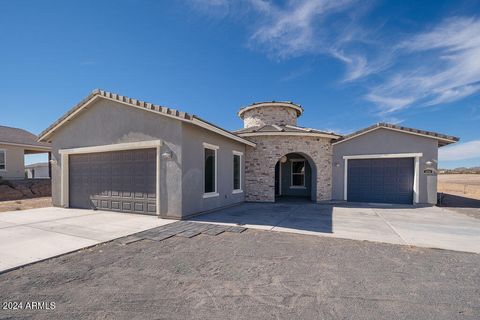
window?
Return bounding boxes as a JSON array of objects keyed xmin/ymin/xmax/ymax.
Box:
[
  {"xmin": 203, "ymin": 143, "xmax": 219, "ymax": 197},
  {"xmin": 0, "ymin": 150, "xmax": 5, "ymax": 171},
  {"xmin": 291, "ymin": 159, "xmax": 305, "ymax": 187},
  {"xmin": 233, "ymin": 151, "xmax": 242, "ymax": 193}
]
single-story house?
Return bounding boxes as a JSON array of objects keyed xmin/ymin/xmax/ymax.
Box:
[
  {"xmin": 38, "ymin": 90, "xmax": 459, "ymax": 219},
  {"xmin": 0, "ymin": 125, "xmax": 51, "ymax": 180},
  {"xmin": 25, "ymin": 162, "xmax": 50, "ymax": 179}
]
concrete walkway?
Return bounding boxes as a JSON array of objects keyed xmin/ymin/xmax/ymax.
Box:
[
  {"xmin": 190, "ymin": 202, "xmax": 480, "ymax": 253},
  {"xmin": 0, "ymin": 207, "xmax": 174, "ymax": 272}
]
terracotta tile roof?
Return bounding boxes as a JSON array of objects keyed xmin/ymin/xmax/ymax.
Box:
[
  {"xmin": 334, "ymin": 123, "xmax": 459, "ymax": 146},
  {"xmin": 0, "ymin": 125, "xmax": 50, "ymax": 148},
  {"xmin": 38, "ymin": 89, "xmax": 255, "ymax": 146}
]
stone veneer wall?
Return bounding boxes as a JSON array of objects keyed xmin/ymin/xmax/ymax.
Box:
[
  {"xmin": 244, "ymin": 135, "xmax": 333, "ymax": 202},
  {"xmin": 242, "ymin": 106, "xmax": 298, "ymax": 128}
]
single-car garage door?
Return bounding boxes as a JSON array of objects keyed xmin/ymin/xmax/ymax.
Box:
[
  {"xmin": 347, "ymin": 158, "xmax": 414, "ymax": 204},
  {"xmin": 69, "ymin": 149, "xmax": 156, "ymax": 214}
]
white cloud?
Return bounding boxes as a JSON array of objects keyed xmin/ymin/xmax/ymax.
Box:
[
  {"xmin": 190, "ymin": 0, "xmax": 367, "ymax": 79},
  {"xmin": 365, "ymin": 93, "xmax": 415, "ymax": 113},
  {"xmin": 367, "ymin": 17, "xmax": 480, "ymax": 113},
  {"xmin": 439, "ymin": 140, "xmax": 480, "ymax": 161},
  {"xmin": 248, "ymin": 0, "xmax": 357, "ymax": 59},
  {"xmin": 189, "ymin": 2, "xmax": 480, "ymax": 115},
  {"xmin": 330, "ymin": 49, "xmax": 371, "ymax": 81}
]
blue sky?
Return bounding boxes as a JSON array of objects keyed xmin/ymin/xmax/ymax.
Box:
[{"xmin": 1, "ymin": 0, "xmax": 479, "ymax": 168}]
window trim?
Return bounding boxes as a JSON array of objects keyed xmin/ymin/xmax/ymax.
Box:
[
  {"xmin": 290, "ymin": 159, "xmax": 306, "ymax": 189},
  {"xmin": 0, "ymin": 149, "xmax": 6, "ymax": 171},
  {"xmin": 232, "ymin": 150, "xmax": 243, "ymax": 194},
  {"xmin": 203, "ymin": 143, "xmax": 219, "ymax": 198}
]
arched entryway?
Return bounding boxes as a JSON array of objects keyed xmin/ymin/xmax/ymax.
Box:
[{"xmin": 274, "ymin": 152, "xmax": 317, "ymax": 202}]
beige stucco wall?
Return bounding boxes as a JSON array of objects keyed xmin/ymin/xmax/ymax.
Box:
[
  {"xmin": 244, "ymin": 135, "xmax": 333, "ymax": 202},
  {"xmin": 242, "ymin": 106, "xmax": 298, "ymax": 128},
  {"xmin": 0, "ymin": 144, "xmax": 25, "ymax": 179}
]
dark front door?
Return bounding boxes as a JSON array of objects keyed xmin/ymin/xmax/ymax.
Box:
[
  {"xmin": 69, "ymin": 149, "xmax": 156, "ymax": 215},
  {"xmin": 347, "ymin": 158, "xmax": 414, "ymax": 204}
]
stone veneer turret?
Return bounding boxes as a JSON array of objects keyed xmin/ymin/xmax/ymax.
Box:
[
  {"xmin": 238, "ymin": 102, "xmax": 304, "ymax": 128},
  {"xmin": 237, "ymin": 101, "xmax": 335, "ymax": 203}
]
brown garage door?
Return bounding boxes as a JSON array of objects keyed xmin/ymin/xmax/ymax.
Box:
[{"xmin": 69, "ymin": 149, "xmax": 156, "ymax": 215}]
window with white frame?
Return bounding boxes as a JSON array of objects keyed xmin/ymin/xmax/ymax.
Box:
[
  {"xmin": 203, "ymin": 143, "xmax": 218, "ymax": 196},
  {"xmin": 233, "ymin": 151, "xmax": 242, "ymax": 192},
  {"xmin": 0, "ymin": 150, "xmax": 5, "ymax": 171},
  {"xmin": 291, "ymin": 159, "xmax": 305, "ymax": 187}
]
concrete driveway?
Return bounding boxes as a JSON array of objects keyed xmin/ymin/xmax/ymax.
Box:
[
  {"xmin": 0, "ymin": 207, "xmax": 174, "ymax": 272},
  {"xmin": 191, "ymin": 202, "xmax": 480, "ymax": 253}
]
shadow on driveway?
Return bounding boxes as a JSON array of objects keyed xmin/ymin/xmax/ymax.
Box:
[
  {"xmin": 190, "ymin": 201, "xmax": 420, "ymax": 235},
  {"xmin": 191, "ymin": 202, "xmax": 334, "ymax": 233}
]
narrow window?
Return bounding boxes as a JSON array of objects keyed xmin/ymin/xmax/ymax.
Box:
[
  {"xmin": 0, "ymin": 150, "xmax": 5, "ymax": 170},
  {"xmin": 204, "ymin": 148, "xmax": 217, "ymax": 193},
  {"xmin": 291, "ymin": 160, "xmax": 305, "ymax": 187},
  {"xmin": 233, "ymin": 154, "xmax": 241, "ymax": 190}
]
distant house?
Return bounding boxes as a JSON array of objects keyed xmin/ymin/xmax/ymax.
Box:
[
  {"xmin": 0, "ymin": 125, "xmax": 51, "ymax": 180},
  {"xmin": 25, "ymin": 162, "xmax": 50, "ymax": 179}
]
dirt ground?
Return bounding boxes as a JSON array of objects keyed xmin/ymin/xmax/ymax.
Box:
[
  {"xmin": 438, "ymin": 174, "xmax": 480, "ymax": 199},
  {"xmin": 0, "ymin": 229, "xmax": 478, "ymax": 320},
  {"xmin": 0, "ymin": 197, "xmax": 52, "ymax": 212}
]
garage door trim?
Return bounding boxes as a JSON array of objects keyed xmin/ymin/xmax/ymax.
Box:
[
  {"xmin": 59, "ymin": 140, "xmax": 162, "ymax": 214},
  {"xmin": 343, "ymin": 152, "xmax": 422, "ymax": 204}
]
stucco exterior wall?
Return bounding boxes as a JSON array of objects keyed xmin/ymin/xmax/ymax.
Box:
[
  {"xmin": 242, "ymin": 106, "xmax": 298, "ymax": 128},
  {"xmin": 244, "ymin": 135, "xmax": 333, "ymax": 202},
  {"xmin": 181, "ymin": 123, "xmax": 246, "ymax": 217},
  {"xmin": 332, "ymin": 128, "xmax": 439, "ymax": 204},
  {"xmin": 0, "ymin": 144, "xmax": 26, "ymax": 180},
  {"xmin": 48, "ymin": 99, "xmax": 184, "ymax": 218}
]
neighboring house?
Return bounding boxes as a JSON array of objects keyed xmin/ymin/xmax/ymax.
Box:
[
  {"xmin": 38, "ymin": 90, "xmax": 459, "ymax": 219},
  {"xmin": 25, "ymin": 162, "xmax": 50, "ymax": 179},
  {"xmin": 0, "ymin": 125, "xmax": 51, "ymax": 180}
]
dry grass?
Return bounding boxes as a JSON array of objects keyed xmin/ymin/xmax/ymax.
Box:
[
  {"xmin": 0, "ymin": 197, "xmax": 52, "ymax": 213},
  {"xmin": 438, "ymin": 174, "xmax": 480, "ymax": 200}
]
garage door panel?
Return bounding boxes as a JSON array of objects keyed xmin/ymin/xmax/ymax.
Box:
[
  {"xmin": 69, "ymin": 148, "xmax": 156, "ymax": 215},
  {"xmin": 347, "ymin": 158, "xmax": 414, "ymax": 204}
]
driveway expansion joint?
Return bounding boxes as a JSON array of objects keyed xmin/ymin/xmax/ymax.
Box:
[{"xmin": 372, "ymin": 209, "xmax": 410, "ymax": 245}]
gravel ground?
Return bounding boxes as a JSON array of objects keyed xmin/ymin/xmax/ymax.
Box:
[
  {"xmin": 0, "ymin": 197, "xmax": 52, "ymax": 213},
  {"xmin": 0, "ymin": 229, "xmax": 479, "ymax": 320}
]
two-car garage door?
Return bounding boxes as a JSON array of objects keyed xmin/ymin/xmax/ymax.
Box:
[
  {"xmin": 347, "ymin": 158, "xmax": 414, "ymax": 204},
  {"xmin": 69, "ymin": 149, "xmax": 157, "ymax": 215}
]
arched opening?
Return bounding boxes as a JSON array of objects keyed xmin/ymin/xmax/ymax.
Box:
[{"xmin": 275, "ymin": 152, "xmax": 317, "ymax": 202}]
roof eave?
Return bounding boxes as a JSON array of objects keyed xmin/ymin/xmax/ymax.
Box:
[
  {"xmin": 237, "ymin": 131, "xmax": 340, "ymax": 139},
  {"xmin": 38, "ymin": 90, "xmax": 257, "ymax": 147},
  {"xmin": 332, "ymin": 125, "xmax": 459, "ymax": 146}
]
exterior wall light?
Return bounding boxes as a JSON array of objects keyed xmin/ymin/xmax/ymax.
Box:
[{"xmin": 161, "ymin": 151, "xmax": 173, "ymax": 160}]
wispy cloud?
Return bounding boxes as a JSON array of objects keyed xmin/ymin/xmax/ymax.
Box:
[
  {"xmin": 188, "ymin": 0, "xmax": 231, "ymax": 16},
  {"xmin": 189, "ymin": 2, "xmax": 480, "ymax": 116},
  {"xmin": 439, "ymin": 140, "xmax": 480, "ymax": 161},
  {"xmin": 248, "ymin": 0, "xmax": 357, "ymax": 59},
  {"xmin": 366, "ymin": 17, "xmax": 480, "ymax": 113},
  {"xmin": 189, "ymin": 0, "xmax": 370, "ymax": 80}
]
